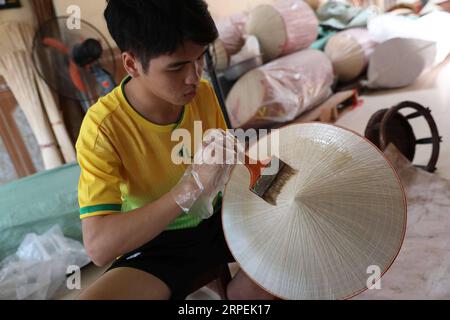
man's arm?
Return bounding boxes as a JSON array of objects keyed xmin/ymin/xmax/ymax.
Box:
[
  {"xmin": 82, "ymin": 129, "xmax": 236, "ymax": 267},
  {"xmin": 82, "ymin": 189, "xmax": 184, "ymax": 267}
]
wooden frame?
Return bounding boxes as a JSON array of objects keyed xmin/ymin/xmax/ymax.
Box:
[
  {"xmin": 30, "ymin": 0, "xmax": 55, "ymax": 25},
  {"xmin": 0, "ymin": 77, "xmax": 36, "ymax": 178}
]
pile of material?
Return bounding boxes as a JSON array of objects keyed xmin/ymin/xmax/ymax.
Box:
[
  {"xmin": 212, "ymin": 13, "xmax": 248, "ymax": 70},
  {"xmin": 245, "ymin": 0, "xmax": 319, "ymax": 62},
  {"xmin": 211, "ymin": 0, "xmax": 450, "ymax": 129},
  {"xmin": 324, "ymin": 28, "xmax": 376, "ymax": 82},
  {"xmin": 226, "ymin": 49, "xmax": 334, "ymax": 128}
]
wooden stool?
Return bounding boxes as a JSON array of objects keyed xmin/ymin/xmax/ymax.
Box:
[{"xmin": 365, "ymin": 101, "xmax": 442, "ymax": 173}]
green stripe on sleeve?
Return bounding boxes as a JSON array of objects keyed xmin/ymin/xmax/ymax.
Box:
[{"xmin": 80, "ymin": 204, "xmax": 122, "ymax": 215}]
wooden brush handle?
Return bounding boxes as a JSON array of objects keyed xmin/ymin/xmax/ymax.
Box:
[{"xmin": 244, "ymin": 154, "xmax": 269, "ymax": 188}]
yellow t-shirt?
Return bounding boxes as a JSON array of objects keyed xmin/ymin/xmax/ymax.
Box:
[{"xmin": 76, "ymin": 77, "xmax": 227, "ymax": 230}]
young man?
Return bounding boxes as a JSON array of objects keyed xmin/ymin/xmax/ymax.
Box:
[{"xmin": 76, "ymin": 0, "xmax": 274, "ymax": 300}]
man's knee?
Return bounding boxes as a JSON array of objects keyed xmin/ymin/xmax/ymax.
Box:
[
  {"xmin": 77, "ymin": 283, "xmax": 171, "ymax": 300},
  {"xmin": 226, "ymin": 277, "xmax": 274, "ymax": 300},
  {"xmin": 76, "ymin": 267, "xmax": 171, "ymax": 300},
  {"xmin": 77, "ymin": 289, "xmax": 103, "ymax": 300},
  {"xmin": 226, "ymin": 281, "xmax": 243, "ymax": 300}
]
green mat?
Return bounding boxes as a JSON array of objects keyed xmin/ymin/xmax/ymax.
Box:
[
  {"xmin": 0, "ymin": 163, "xmax": 82, "ymax": 262},
  {"xmin": 310, "ymin": 26, "xmax": 338, "ymax": 51}
]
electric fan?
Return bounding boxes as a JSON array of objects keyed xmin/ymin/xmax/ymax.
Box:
[{"xmin": 32, "ymin": 17, "xmax": 117, "ymax": 112}]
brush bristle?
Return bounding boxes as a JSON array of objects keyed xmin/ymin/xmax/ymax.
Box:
[{"xmin": 262, "ymin": 163, "xmax": 298, "ymax": 206}]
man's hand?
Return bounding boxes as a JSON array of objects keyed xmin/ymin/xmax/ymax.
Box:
[{"xmin": 171, "ymin": 129, "xmax": 238, "ymax": 218}]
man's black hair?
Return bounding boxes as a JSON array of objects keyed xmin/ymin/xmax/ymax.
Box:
[{"xmin": 104, "ymin": 0, "xmax": 218, "ymax": 71}]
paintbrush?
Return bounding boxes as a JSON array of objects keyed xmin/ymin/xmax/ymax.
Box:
[{"xmin": 243, "ymin": 154, "xmax": 297, "ymax": 206}]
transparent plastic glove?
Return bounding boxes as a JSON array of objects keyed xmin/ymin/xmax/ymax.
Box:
[
  {"xmin": 171, "ymin": 129, "xmax": 239, "ymax": 218},
  {"xmin": 170, "ymin": 166, "xmax": 204, "ymax": 213},
  {"xmin": 187, "ymin": 192, "xmax": 222, "ymax": 220}
]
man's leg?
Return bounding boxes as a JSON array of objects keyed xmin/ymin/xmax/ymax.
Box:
[
  {"xmin": 77, "ymin": 267, "xmax": 171, "ymax": 300},
  {"xmin": 227, "ymin": 269, "xmax": 276, "ymax": 300}
]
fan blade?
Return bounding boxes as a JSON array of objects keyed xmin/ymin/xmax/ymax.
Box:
[
  {"xmin": 69, "ymin": 61, "xmax": 88, "ymax": 94},
  {"xmin": 42, "ymin": 37, "xmax": 70, "ymax": 55}
]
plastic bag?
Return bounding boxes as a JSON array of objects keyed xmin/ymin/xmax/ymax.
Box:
[
  {"xmin": 0, "ymin": 162, "xmax": 82, "ymax": 263},
  {"xmin": 365, "ymin": 37, "xmax": 436, "ymax": 89},
  {"xmin": 246, "ymin": 0, "xmax": 318, "ymax": 62},
  {"xmin": 217, "ymin": 12, "xmax": 248, "ymax": 56},
  {"xmin": 368, "ymin": 11, "xmax": 450, "ymax": 66},
  {"xmin": 0, "ymin": 225, "xmax": 90, "ymax": 300},
  {"xmin": 226, "ymin": 49, "xmax": 334, "ymax": 128}
]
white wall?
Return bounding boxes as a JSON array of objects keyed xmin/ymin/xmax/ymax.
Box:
[
  {"xmin": 52, "ymin": 0, "xmax": 113, "ymax": 46},
  {"xmin": 51, "ymin": 0, "xmax": 278, "ymax": 48},
  {"xmin": 207, "ymin": 0, "xmax": 277, "ymax": 20}
]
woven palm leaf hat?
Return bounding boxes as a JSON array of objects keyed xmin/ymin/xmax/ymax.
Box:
[{"xmin": 222, "ymin": 123, "xmax": 407, "ymax": 300}]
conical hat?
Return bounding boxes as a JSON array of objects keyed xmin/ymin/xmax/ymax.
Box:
[
  {"xmin": 222, "ymin": 123, "xmax": 407, "ymax": 300},
  {"xmin": 325, "ymin": 28, "xmax": 376, "ymax": 82},
  {"xmin": 246, "ymin": 0, "xmax": 318, "ymax": 62}
]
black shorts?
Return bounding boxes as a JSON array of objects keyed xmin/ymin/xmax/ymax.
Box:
[{"xmin": 106, "ymin": 207, "xmax": 235, "ymax": 300}]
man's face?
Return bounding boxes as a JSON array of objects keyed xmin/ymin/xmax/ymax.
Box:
[{"xmin": 135, "ymin": 41, "xmax": 207, "ymax": 107}]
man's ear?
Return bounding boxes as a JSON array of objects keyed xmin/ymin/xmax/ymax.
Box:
[{"xmin": 122, "ymin": 52, "xmax": 141, "ymax": 78}]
